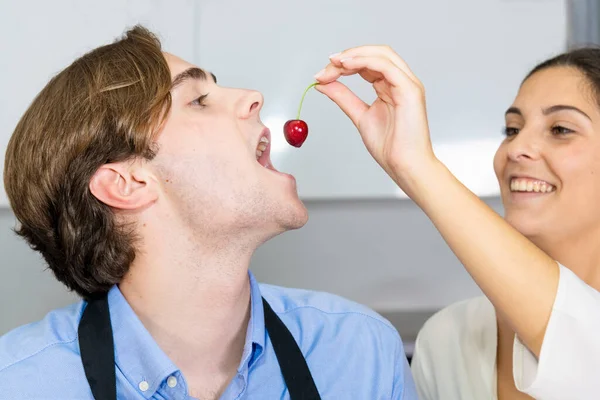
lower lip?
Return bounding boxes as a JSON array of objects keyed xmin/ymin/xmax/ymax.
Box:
[
  {"xmin": 263, "ymin": 163, "xmax": 296, "ymax": 181},
  {"xmin": 257, "ymin": 147, "xmax": 296, "ymax": 182},
  {"xmin": 508, "ymin": 190, "xmax": 553, "ymax": 201}
]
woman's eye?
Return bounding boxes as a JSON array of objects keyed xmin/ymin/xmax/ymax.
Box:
[
  {"xmin": 502, "ymin": 126, "xmax": 520, "ymax": 137},
  {"xmin": 551, "ymin": 125, "xmax": 574, "ymax": 135}
]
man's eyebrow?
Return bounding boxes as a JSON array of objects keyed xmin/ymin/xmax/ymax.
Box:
[{"xmin": 171, "ymin": 68, "xmax": 217, "ymax": 90}]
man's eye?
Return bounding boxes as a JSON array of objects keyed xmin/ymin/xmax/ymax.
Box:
[{"xmin": 191, "ymin": 94, "xmax": 208, "ymax": 107}]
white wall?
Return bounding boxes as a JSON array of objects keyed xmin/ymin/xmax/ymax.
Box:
[
  {"xmin": 197, "ymin": 0, "xmax": 566, "ymax": 199},
  {"xmin": 0, "ymin": 0, "xmax": 567, "ymax": 205}
]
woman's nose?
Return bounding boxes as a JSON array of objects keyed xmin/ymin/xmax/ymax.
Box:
[{"xmin": 506, "ymin": 129, "xmax": 542, "ymax": 162}]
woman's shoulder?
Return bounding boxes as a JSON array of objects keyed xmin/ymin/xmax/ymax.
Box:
[
  {"xmin": 411, "ymin": 296, "xmax": 499, "ymax": 399},
  {"xmin": 416, "ymin": 296, "xmax": 496, "ymax": 354}
]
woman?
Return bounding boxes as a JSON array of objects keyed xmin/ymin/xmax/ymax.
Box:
[
  {"xmin": 314, "ymin": 46, "xmax": 600, "ymax": 400},
  {"xmin": 408, "ymin": 48, "xmax": 600, "ymax": 399}
]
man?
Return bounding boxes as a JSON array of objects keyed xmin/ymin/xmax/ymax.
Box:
[{"xmin": 0, "ymin": 26, "xmax": 416, "ymax": 399}]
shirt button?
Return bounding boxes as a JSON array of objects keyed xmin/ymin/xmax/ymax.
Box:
[
  {"xmin": 167, "ymin": 376, "xmax": 178, "ymax": 388},
  {"xmin": 139, "ymin": 381, "xmax": 149, "ymax": 392}
]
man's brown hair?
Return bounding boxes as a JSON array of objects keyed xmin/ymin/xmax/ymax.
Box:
[{"xmin": 4, "ymin": 25, "xmax": 172, "ymax": 299}]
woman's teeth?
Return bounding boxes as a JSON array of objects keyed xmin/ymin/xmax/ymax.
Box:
[{"xmin": 510, "ymin": 178, "xmax": 555, "ymax": 193}]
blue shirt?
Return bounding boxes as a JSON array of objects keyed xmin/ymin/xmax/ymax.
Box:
[{"xmin": 0, "ymin": 272, "xmax": 417, "ymax": 399}]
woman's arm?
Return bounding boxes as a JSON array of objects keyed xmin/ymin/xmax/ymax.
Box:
[
  {"xmin": 406, "ymin": 159, "xmax": 558, "ymax": 356},
  {"xmin": 315, "ymin": 46, "xmax": 558, "ymax": 357}
]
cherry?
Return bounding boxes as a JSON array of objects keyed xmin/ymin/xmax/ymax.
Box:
[
  {"xmin": 284, "ymin": 82, "xmax": 317, "ymax": 147},
  {"xmin": 283, "ymin": 120, "xmax": 309, "ymax": 148}
]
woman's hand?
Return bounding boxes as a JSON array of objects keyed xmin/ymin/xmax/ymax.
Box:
[{"xmin": 314, "ymin": 45, "xmax": 437, "ymax": 193}]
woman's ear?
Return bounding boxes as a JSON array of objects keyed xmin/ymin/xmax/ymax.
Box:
[{"xmin": 89, "ymin": 161, "xmax": 158, "ymax": 210}]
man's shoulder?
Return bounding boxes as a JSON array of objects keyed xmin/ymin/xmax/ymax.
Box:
[
  {"xmin": 259, "ymin": 282, "xmax": 399, "ymax": 338},
  {"xmin": 257, "ymin": 283, "xmax": 414, "ymax": 398},
  {"xmin": 0, "ymin": 301, "xmax": 85, "ymax": 381}
]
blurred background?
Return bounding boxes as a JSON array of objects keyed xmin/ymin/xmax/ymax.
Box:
[{"xmin": 0, "ymin": 0, "xmax": 596, "ymax": 356}]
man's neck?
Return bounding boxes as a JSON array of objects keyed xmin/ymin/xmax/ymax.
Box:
[{"xmin": 118, "ymin": 229, "xmax": 255, "ymax": 397}]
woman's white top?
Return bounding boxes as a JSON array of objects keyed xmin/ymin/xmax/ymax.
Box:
[{"xmin": 411, "ymin": 264, "xmax": 600, "ymax": 400}]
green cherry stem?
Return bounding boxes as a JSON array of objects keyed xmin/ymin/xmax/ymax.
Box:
[{"xmin": 296, "ymin": 82, "xmax": 318, "ymax": 120}]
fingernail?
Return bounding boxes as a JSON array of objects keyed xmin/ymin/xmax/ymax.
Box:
[
  {"xmin": 340, "ymin": 57, "xmax": 353, "ymax": 63},
  {"xmin": 329, "ymin": 52, "xmax": 341, "ymax": 59},
  {"xmin": 314, "ymin": 69, "xmax": 326, "ymax": 79}
]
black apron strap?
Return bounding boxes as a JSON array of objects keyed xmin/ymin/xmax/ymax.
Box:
[
  {"xmin": 262, "ymin": 298, "xmax": 321, "ymax": 400},
  {"xmin": 78, "ymin": 294, "xmax": 116, "ymax": 400},
  {"xmin": 78, "ymin": 293, "xmax": 321, "ymax": 400}
]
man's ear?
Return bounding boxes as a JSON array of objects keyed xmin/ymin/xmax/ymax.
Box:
[{"xmin": 89, "ymin": 161, "xmax": 158, "ymax": 210}]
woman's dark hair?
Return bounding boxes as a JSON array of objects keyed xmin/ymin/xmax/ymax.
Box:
[{"xmin": 525, "ymin": 46, "xmax": 600, "ymax": 104}]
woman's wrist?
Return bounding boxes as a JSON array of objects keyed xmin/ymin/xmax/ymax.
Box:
[{"xmin": 391, "ymin": 154, "xmax": 448, "ymax": 202}]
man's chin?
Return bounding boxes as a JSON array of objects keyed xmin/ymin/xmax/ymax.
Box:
[
  {"xmin": 257, "ymin": 213, "xmax": 307, "ymax": 246},
  {"xmin": 282, "ymin": 204, "xmax": 309, "ymax": 230},
  {"xmin": 287, "ymin": 214, "xmax": 309, "ymax": 231},
  {"xmin": 275, "ymin": 200, "xmax": 309, "ymax": 232}
]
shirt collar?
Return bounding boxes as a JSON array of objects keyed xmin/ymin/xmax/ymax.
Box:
[
  {"xmin": 106, "ymin": 271, "xmax": 266, "ymax": 396},
  {"xmin": 238, "ymin": 271, "xmax": 265, "ymax": 372},
  {"xmin": 108, "ymin": 285, "xmax": 179, "ymax": 398}
]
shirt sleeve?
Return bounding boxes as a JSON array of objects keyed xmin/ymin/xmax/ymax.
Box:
[
  {"xmin": 392, "ymin": 332, "xmax": 419, "ymax": 400},
  {"xmin": 513, "ymin": 263, "xmax": 600, "ymax": 399}
]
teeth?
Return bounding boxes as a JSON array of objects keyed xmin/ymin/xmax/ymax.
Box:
[
  {"xmin": 510, "ymin": 178, "xmax": 555, "ymax": 193},
  {"xmin": 256, "ymin": 136, "xmax": 269, "ymax": 160},
  {"xmin": 526, "ymin": 181, "xmax": 533, "ymax": 192}
]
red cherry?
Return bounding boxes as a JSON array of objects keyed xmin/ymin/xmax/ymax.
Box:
[
  {"xmin": 285, "ymin": 82, "xmax": 318, "ymax": 148},
  {"xmin": 283, "ymin": 119, "xmax": 309, "ymax": 147}
]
